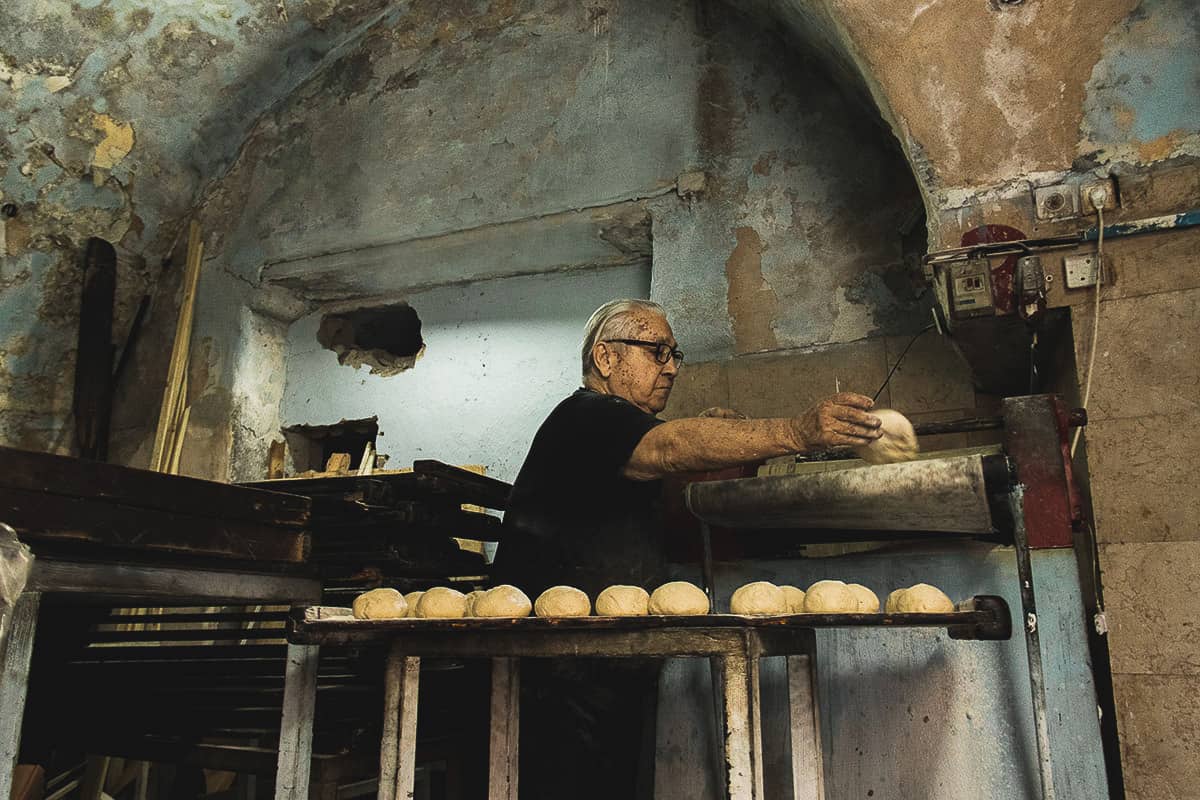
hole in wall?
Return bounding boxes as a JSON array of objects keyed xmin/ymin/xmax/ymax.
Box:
[
  {"xmin": 282, "ymin": 416, "xmax": 381, "ymax": 473},
  {"xmin": 317, "ymin": 303, "xmax": 425, "ymax": 376}
]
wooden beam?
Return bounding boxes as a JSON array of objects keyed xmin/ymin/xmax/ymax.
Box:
[
  {"xmin": 3, "ymin": 486, "xmax": 309, "ymax": 564},
  {"xmin": 273, "ymin": 644, "xmax": 320, "ymax": 800},
  {"xmin": 151, "ymin": 221, "xmax": 203, "ymax": 473},
  {"xmin": 0, "ymin": 593, "xmax": 40, "ymax": 800},
  {"xmin": 26, "ymin": 561, "xmax": 320, "ymax": 604},
  {"xmin": 786, "ymin": 655, "xmax": 826, "ymax": 800},
  {"xmin": 377, "ymin": 648, "xmax": 420, "ymax": 800},
  {"xmin": 487, "ymin": 658, "xmax": 519, "ymax": 800},
  {"xmin": 0, "ymin": 445, "xmax": 309, "ymax": 528}
]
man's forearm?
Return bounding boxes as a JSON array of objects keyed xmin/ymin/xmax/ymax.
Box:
[{"xmin": 624, "ymin": 417, "xmax": 804, "ymax": 480}]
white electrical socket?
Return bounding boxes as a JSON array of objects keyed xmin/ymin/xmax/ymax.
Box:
[{"xmin": 1081, "ymin": 178, "xmax": 1116, "ymax": 212}]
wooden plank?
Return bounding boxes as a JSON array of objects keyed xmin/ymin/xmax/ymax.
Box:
[
  {"xmin": 273, "ymin": 644, "xmax": 320, "ymax": 800},
  {"xmin": 268, "ymin": 441, "xmax": 287, "ymax": 480},
  {"xmin": 28, "ymin": 561, "xmax": 320, "ymax": 604},
  {"xmin": 378, "ymin": 649, "xmax": 420, "ymax": 800},
  {"xmin": 4, "ymin": 486, "xmax": 309, "ymax": 563},
  {"xmin": 487, "ymin": 658, "xmax": 519, "ymax": 800},
  {"xmin": 377, "ymin": 645, "xmax": 402, "ymax": 800},
  {"xmin": 720, "ymin": 651, "xmax": 761, "ymax": 800},
  {"xmin": 0, "ymin": 445, "xmax": 309, "ymax": 527},
  {"xmin": 394, "ymin": 656, "xmax": 420, "ymax": 800},
  {"xmin": 0, "ymin": 593, "xmax": 40, "ymax": 800},
  {"xmin": 151, "ymin": 221, "xmax": 203, "ymax": 473},
  {"xmin": 786, "ymin": 655, "xmax": 825, "ymax": 800}
]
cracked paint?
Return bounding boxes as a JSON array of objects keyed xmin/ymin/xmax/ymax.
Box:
[{"xmin": 90, "ymin": 113, "xmax": 134, "ymax": 170}]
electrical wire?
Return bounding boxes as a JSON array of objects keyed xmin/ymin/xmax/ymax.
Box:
[
  {"xmin": 1071, "ymin": 197, "xmax": 1106, "ymax": 457},
  {"xmin": 872, "ymin": 322, "xmax": 936, "ymax": 403}
]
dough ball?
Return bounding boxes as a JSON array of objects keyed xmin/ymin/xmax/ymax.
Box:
[
  {"xmin": 463, "ymin": 590, "xmax": 485, "ymax": 616},
  {"xmin": 803, "ymin": 580, "xmax": 857, "ymax": 613},
  {"xmin": 474, "ymin": 585, "xmax": 533, "ymax": 618},
  {"xmin": 414, "ymin": 587, "xmax": 468, "ymax": 619},
  {"xmin": 896, "ymin": 583, "xmax": 955, "ymax": 613},
  {"xmin": 846, "ymin": 584, "xmax": 880, "ymax": 613},
  {"xmin": 852, "ymin": 409, "xmax": 919, "ymax": 465},
  {"xmin": 884, "ymin": 589, "xmax": 906, "ymax": 613},
  {"xmin": 779, "ymin": 585, "xmax": 807, "ymax": 613},
  {"xmin": 402, "ymin": 591, "xmax": 425, "ymax": 617},
  {"xmin": 730, "ymin": 581, "xmax": 787, "ymax": 615},
  {"xmin": 533, "ymin": 586, "xmax": 591, "ymax": 617},
  {"xmin": 352, "ymin": 588, "xmax": 408, "ymax": 620},
  {"xmin": 595, "ymin": 585, "xmax": 650, "ymax": 617},
  {"xmin": 648, "ymin": 581, "xmax": 710, "ymax": 615}
]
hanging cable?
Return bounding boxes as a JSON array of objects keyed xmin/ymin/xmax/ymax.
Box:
[
  {"xmin": 872, "ymin": 322, "xmax": 936, "ymax": 403},
  {"xmin": 1071, "ymin": 191, "xmax": 1107, "ymax": 457}
]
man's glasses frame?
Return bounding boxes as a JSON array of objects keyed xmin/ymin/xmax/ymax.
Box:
[{"xmin": 604, "ymin": 338, "xmax": 685, "ymax": 366}]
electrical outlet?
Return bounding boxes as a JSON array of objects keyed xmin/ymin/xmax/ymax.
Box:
[
  {"xmin": 1064, "ymin": 254, "xmax": 1099, "ymax": 288},
  {"xmin": 1034, "ymin": 184, "xmax": 1080, "ymax": 220},
  {"xmin": 1081, "ymin": 178, "xmax": 1116, "ymax": 212}
]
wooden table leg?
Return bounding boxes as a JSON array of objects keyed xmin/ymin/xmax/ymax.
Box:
[
  {"xmin": 720, "ymin": 651, "xmax": 764, "ymax": 800},
  {"xmin": 786, "ymin": 655, "xmax": 825, "ymax": 800},
  {"xmin": 274, "ymin": 643, "xmax": 320, "ymax": 800},
  {"xmin": 378, "ymin": 645, "xmax": 420, "ymax": 800},
  {"xmin": 0, "ymin": 592, "xmax": 40, "ymax": 800},
  {"xmin": 487, "ymin": 658, "xmax": 519, "ymax": 800}
]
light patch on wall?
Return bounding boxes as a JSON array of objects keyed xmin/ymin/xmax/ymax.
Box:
[{"xmin": 91, "ymin": 113, "xmax": 134, "ymax": 170}]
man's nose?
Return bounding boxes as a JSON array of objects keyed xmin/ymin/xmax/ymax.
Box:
[{"xmin": 662, "ymin": 358, "xmax": 680, "ymax": 377}]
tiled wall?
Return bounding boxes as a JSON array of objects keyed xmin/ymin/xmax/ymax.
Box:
[{"xmin": 1066, "ymin": 228, "xmax": 1200, "ymax": 799}]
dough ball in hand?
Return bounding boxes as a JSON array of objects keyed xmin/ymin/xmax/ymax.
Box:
[
  {"xmin": 648, "ymin": 581, "xmax": 710, "ymax": 615},
  {"xmin": 402, "ymin": 591, "xmax": 425, "ymax": 617},
  {"xmin": 852, "ymin": 409, "xmax": 919, "ymax": 465},
  {"xmin": 534, "ymin": 586, "xmax": 591, "ymax": 617},
  {"xmin": 595, "ymin": 585, "xmax": 650, "ymax": 616},
  {"xmin": 779, "ymin": 585, "xmax": 807, "ymax": 613},
  {"xmin": 896, "ymin": 583, "xmax": 955, "ymax": 613},
  {"xmin": 846, "ymin": 583, "xmax": 880, "ymax": 612},
  {"xmin": 464, "ymin": 590, "xmax": 485, "ymax": 616},
  {"xmin": 352, "ymin": 588, "xmax": 408, "ymax": 620},
  {"xmin": 730, "ymin": 581, "xmax": 787, "ymax": 615},
  {"xmin": 474, "ymin": 585, "xmax": 533, "ymax": 618},
  {"xmin": 803, "ymin": 580, "xmax": 857, "ymax": 613},
  {"xmin": 415, "ymin": 587, "xmax": 468, "ymax": 619}
]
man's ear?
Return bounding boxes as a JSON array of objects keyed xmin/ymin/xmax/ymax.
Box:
[{"xmin": 592, "ymin": 342, "xmax": 615, "ymax": 378}]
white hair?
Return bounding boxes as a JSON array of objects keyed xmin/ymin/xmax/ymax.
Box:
[{"xmin": 581, "ymin": 298, "xmax": 667, "ymax": 382}]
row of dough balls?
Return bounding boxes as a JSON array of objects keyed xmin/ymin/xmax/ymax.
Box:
[
  {"xmin": 730, "ymin": 580, "xmax": 953, "ymax": 615},
  {"xmin": 352, "ymin": 582, "xmax": 712, "ymax": 620},
  {"xmin": 353, "ymin": 580, "xmax": 955, "ymax": 620}
]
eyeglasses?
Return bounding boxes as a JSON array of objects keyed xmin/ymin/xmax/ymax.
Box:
[{"xmin": 604, "ymin": 339, "xmax": 685, "ymax": 366}]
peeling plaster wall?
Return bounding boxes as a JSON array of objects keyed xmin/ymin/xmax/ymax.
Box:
[
  {"xmin": 202, "ymin": 0, "xmax": 702, "ymax": 284},
  {"xmin": 650, "ymin": 5, "xmax": 925, "ymax": 360},
  {"xmin": 0, "ymin": 0, "xmax": 394, "ymax": 454},
  {"xmin": 280, "ymin": 265, "xmax": 650, "ymax": 483}
]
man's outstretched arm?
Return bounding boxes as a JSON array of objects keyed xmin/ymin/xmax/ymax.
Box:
[{"xmin": 623, "ymin": 392, "xmax": 882, "ymax": 481}]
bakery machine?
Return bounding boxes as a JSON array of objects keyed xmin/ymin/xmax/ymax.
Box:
[{"xmin": 682, "ymin": 394, "xmax": 1108, "ymax": 800}]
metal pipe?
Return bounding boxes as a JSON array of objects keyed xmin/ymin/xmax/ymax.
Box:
[{"xmin": 1010, "ymin": 488, "xmax": 1057, "ymax": 800}]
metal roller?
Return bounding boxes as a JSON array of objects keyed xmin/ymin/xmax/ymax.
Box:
[{"xmin": 685, "ymin": 454, "xmax": 996, "ymax": 534}]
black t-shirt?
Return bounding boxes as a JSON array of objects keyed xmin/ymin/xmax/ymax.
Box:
[{"xmin": 492, "ymin": 388, "xmax": 666, "ymax": 599}]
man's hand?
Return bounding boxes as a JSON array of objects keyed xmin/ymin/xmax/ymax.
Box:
[{"xmin": 789, "ymin": 392, "xmax": 882, "ymax": 450}]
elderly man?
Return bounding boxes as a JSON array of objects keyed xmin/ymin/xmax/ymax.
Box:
[{"xmin": 492, "ymin": 298, "xmax": 882, "ymax": 799}]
